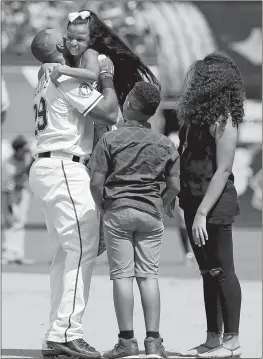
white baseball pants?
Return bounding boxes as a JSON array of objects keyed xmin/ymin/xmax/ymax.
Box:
[{"xmin": 29, "ymin": 158, "xmax": 100, "ymax": 343}]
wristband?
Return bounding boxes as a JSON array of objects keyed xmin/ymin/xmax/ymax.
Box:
[
  {"xmin": 100, "ymin": 69, "xmax": 114, "ymax": 75},
  {"xmin": 100, "ymin": 77, "xmax": 115, "ymax": 90},
  {"xmin": 99, "ymin": 71, "xmax": 113, "ymax": 79}
]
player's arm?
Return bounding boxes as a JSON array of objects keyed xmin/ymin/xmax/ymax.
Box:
[
  {"xmin": 56, "ymin": 69, "xmax": 118, "ymax": 126},
  {"xmin": 87, "ymin": 55, "xmax": 118, "ymax": 125},
  {"xmin": 88, "ymin": 72, "xmax": 118, "ymax": 126},
  {"xmin": 162, "ymin": 144, "xmax": 180, "ymax": 218},
  {"xmin": 88, "ymin": 136, "xmax": 110, "ymax": 215}
]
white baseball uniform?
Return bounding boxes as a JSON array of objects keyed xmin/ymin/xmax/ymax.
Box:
[{"xmin": 29, "ymin": 73, "xmax": 103, "ymax": 343}]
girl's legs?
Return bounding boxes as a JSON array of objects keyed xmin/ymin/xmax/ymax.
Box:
[
  {"xmin": 183, "ymin": 211, "xmax": 241, "ymax": 353},
  {"xmin": 182, "ymin": 212, "xmax": 222, "ymax": 355},
  {"xmin": 185, "ymin": 212, "xmax": 223, "ymax": 333},
  {"xmin": 206, "ymin": 224, "xmax": 241, "ymax": 351}
]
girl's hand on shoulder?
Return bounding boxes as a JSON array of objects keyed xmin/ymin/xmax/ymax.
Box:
[
  {"xmin": 50, "ymin": 64, "xmax": 64, "ymax": 81},
  {"xmin": 39, "ymin": 63, "xmax": 58, "ymax": 81},
  {"xmin": 192, "ymin": 212, "xmax": 208, "ymax": 246}
]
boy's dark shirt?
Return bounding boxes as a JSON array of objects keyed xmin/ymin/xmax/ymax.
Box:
[{"xmin": 88, "ymin": 120, "xmax": 180, "ymax": 218}]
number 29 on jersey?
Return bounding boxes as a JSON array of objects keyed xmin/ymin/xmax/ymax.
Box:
[{"xmin": 34, "ymin": 96, "xmax": 48, "ymax": 137}]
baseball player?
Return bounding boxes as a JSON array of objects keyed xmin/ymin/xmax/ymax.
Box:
[
  {"xmin": 1, "ymin": 135, "xmax": 33, "ymax": 264},
  {"xmin": 29, "ymin": 28, "xmax": 118, "ymax": 358}
]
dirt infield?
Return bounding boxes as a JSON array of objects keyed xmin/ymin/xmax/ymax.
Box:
[{"xmin": 2, "ymin": 273, "xmax": 262, "ymax": 358}]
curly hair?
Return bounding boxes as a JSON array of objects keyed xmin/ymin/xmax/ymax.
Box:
[
  {"xmin": 130, "ymin": 81, "xmax": 161, "ymax": 116},
  {"xmin": 177, "ymin": 52, "xmax": 245, "ymax": 128},
  {"xmin": 66, "ymin": 10, "xmax": 160, "ymax": 107}
]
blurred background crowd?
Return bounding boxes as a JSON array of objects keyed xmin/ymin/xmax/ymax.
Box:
[
  {"xmin": 1, "ymin": 0, "xmax": 262, "ymax": 264},
  {"xmin": 2, "ymin": 0, "xmax": 261, "ymax": 98}
]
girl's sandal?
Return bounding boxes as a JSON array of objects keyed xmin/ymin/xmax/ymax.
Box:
[
  {"xmin": 178, "ymin": 344, "xmax": 217, "ymax": 357},
  {"xmin": 197, "ymin": 345, "xmax": 242, "ymax": 358}
]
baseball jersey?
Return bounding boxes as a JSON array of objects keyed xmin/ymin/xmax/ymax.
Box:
[{"xmin": 32, "ymin": 74, "xmax": 103, "ymax": 157}]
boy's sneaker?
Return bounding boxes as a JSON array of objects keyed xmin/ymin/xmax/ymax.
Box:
[
  {"xmin": 103, "ymin": 338, "xmax": 139, "ymax": 359},
  {"xmin": 144, "ymin": 337, "xmax": 168, "ymax": 359}
]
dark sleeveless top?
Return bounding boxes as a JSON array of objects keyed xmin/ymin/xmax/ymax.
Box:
[{"xmin": 178, "ymin": 123, "xmax": 240, "ymax": 224}]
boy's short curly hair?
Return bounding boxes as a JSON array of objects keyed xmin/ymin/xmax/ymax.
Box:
[{"xmin": 130, "ymin": 81, "xmax": 161, "ymax": 116}]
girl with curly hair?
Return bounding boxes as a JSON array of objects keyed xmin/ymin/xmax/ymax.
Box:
[{"xmin": 176, "ymin": 52, "xmax": 244, "ymax": 359}]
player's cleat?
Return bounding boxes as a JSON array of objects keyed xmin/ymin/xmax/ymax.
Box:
[
  {"xmin": 42, "ymin": 333, "xmax": 67, "ymax": 357},
  {"xmin": 42, "ymin": 342, "xmax": 66, "ymax": 357},
  {"xmin": 102, "ymin": 338, "xmax": 139, "ymax": 359},
  {"xmin": 46, "ymin": 339, "xmax": 101, "ymax": 358},
  {"xmin": 144, "ymin": 337, "xmax": 168, "ymax": 359}
]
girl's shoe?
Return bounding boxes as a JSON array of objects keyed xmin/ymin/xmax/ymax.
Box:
[
  {"xmin": 178, "ymin": 344, "xmax": 217, "ymax": 357},
  {"xmin": 197, "ymin": 345, "xmax": 242, "ymax": 358}
]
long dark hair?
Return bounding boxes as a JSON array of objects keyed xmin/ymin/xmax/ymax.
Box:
[
  {"xmin": 66, "ymin": 10, "xmax": 160, "ymax": 107},
  {"xmin": 177, "ymin": 52, "xmax": 245, "ymax": 128}
]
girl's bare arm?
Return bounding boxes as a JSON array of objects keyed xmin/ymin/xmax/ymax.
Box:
[{"xmin": 59, "ymin": 49, "xmax": 100, "ymax": 82}]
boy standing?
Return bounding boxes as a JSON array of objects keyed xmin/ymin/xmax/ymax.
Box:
[{"xmin": 88, "ymin": 82, "xmax": 180, "ymax": 359}]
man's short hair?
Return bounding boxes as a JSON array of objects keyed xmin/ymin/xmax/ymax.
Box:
[
  {"xmin": 130, "ymin": 81, "xmax": 161, "ymax": 116},
  {"xmin": 31, "ymin": 28, "xmax": 64, "ymax": 63}
]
